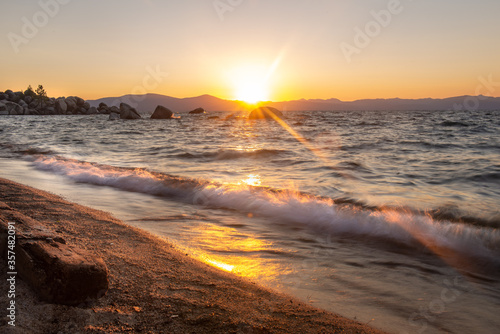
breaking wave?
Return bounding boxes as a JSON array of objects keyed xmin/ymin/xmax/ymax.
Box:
[{"xmin": 31, "ymin": 155, "xmax": 500, "ymax": 272}]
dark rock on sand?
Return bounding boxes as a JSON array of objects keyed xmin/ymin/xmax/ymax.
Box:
[
  {"xmin": 189, "ymin": 107, "xmax": 205, "ymax": 114},
  {"xmin": 150, "ymin": 105, "xmax": 173, "ymax": 119},
  {"xmin": 0, "ymin": 207, "xmax": 109, "ymax": 306},
  {"xmin": 248, "ymin": 106, "xmax": 284, "ymax": 120}
]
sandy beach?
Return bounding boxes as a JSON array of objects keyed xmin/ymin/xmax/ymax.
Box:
[{"xmin": 0, "ymin": 177, "xmax": 386, "ymax": 333}]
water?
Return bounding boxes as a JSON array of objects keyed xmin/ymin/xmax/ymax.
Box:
[{"xmin": 1, "ymin": 109, "xmax": 499, "ymax": 334}]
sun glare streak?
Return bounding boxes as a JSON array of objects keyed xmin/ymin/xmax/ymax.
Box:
[{"xmin": 265, "ymin": 110, "xmax": 329, "ymax": 163}]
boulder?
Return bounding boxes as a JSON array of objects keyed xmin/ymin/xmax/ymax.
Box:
[
  {"xmin": 109, "ymin": 106, "xmax": 120, "ymax": 114},
  {"xmin": 65, "ymin": 97, "xmax": 77, "ymax": 112},
  {"xmin": 150, "ymin": 105, "xmax": 173, "ymax": 119},
  {"xmin": 109, "ymin": 112, "xmax": 120, "ymax": 120},
  {"xmin": 98, "ymin": 103, "xmax": 111, "ymax": 114},
  {"xmin": 120, "ymin": 103, "xmax": 141, "ymax": 119},
  {"xmin": 189, "ymin": 107, "xmax": 205, "ymax": 114},
  {"xmin": 45, "ymin": 107, "xmax": 56, "ymax": 114},
  {"xmin": 0, "ymin": 209, "xmax": 109, "ymax": 306},
  {"xmin": 87, "ymin": 106, "xmax": 98, "ymax": 115},
  {"xmin": 0, "ymin": 93, "xmax": 7, "ymax": 100},
  {"xmin": 11, "ymin": 91, "xmax": 23, "ymax": 103},
  {"xmin": 0, "ymin": 101, "xmax": 6, "ymax": 111},
  {"xmin": 29, "ymin": 100, "xmax": 39, "ymax": 109},
  {"xmin": 24, "ymin": 95, "xmax": 33, "ymax": 104},
  {"xmin": 5, "ymin": 102, "xmax": 24, "ymax": 115},
  {"xmin": 248, "ymin": 106, "xmax": 284, "ymax": 120},
  {"xmin": 75, "ymin": 96, "xmax": 85, "ymax": 106},
  {"xmin": 83, "ymin": 102, "xmax": 90, "ymax": 110},
  {"xmin": 55, "ymin": 99, "xmax": 68, "ymax": 114}
]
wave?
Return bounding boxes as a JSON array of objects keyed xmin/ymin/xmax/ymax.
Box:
[
  {"xmin": 31, "ymin": 155, "xmax": 500, "ymax": 273},
  {"xmin": 440, "ymin": 120, "xmax": 471, "ymax": 127},
  {"xmin": 173, "ymin": 148, "xmax": 286, "ymax": 161}
]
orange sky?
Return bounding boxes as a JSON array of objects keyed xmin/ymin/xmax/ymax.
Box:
[{"xmin": 1, "ymin": 1, "xmax": 499, "ymax": 102}]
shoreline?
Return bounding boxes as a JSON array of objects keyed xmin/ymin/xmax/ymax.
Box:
[{"xmin": 0, "ymin": 177, "xmax": 386, "ymax": 333}]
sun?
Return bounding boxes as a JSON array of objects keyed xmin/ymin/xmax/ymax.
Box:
[{"xmin": 230, "ymin": 65, "xmax": 270, "ymax": 104}]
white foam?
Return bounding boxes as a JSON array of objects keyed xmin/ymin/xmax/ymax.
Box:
[{"xmin": 33, "ymin": 155, "xmax": 500, "ymax": 265}]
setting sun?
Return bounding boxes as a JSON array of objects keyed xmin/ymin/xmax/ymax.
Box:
[{"xmin": 230, "ymin": 65, "xmax": 271, "ymax": 103}]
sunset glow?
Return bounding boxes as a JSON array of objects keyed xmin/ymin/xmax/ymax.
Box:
[
  {"xmin": 231, "ymin": 65, "xmax": 270, "ymax": 103},
  {"xmin": 2, "ymin": 1, "xmax": 499, "ymax": 101}
]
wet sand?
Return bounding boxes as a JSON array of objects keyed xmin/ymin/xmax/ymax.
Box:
[{"xmin": 0, "ymin": 177, "xmax": 387, "ymax": 333}]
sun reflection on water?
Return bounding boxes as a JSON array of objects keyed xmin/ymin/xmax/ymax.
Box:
[
  {"xmin": 187, "ymin": 223, "xmax": 286, "ymax": 281},
  {"xmin": 240, "ymin": 174, "xmax": 262, "ymax": 187}
]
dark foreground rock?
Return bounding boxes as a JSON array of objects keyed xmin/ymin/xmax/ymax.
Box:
[
  {"xmin": 189, "ymin": 107, "xmax": 205, "ymax": 114},
  {"xmin": 248, "ymin": 106, "xmax": 284, "ymax": 120},
  {"xmin": 0, "ymin": 205, "xmax": 109, "ymax": 305},
  {"xmin": 150, "ymin": 105, "xmax": 173, "ymax": 119}
]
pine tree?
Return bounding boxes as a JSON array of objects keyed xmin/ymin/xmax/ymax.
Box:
[
  {"xmin": 35, "ymin": 85, "xmax": 48, "ymax": 100},
  {"xmin": 24, "ymin": 85, "xmax": 36, "ymax": 98}
]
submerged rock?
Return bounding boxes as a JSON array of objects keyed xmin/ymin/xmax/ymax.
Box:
[
  {"xmin": 150, "ymin": 105, "xmax": 173, "ymax": 119},
  {"xmin": 248, "ymin": 106, "xmax": 284, "ymax": 120},
  {"xmin": 109, "ymin": 112, "xmax": 120, "ymax": 120},
  {"xmin": 189, "ymin": 107, "xmax": 205, "ymax": 114}
]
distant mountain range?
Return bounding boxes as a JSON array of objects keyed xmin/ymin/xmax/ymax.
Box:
[{"xmin": 88, "ymin": 94, "xmax": 500, "ymax": 113}]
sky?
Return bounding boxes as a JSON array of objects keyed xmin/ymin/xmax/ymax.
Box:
[{"xmin": 1, "ymin": 0, "xmax": 499, "ymax": 102}]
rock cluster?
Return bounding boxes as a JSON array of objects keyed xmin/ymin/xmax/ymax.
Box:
[
  {"xmin": 0, "ymin": 202, "xmax": 109, "ymax": 305},
  {"xmin": 0, "ymin": 89, "xmax": 99, "ymax": 116}
]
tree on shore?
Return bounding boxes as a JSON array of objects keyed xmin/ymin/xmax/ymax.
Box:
[
  {"xmin": 24, "ymin": 85, "xmax": 36, "ymax": 98},
  {"xmin": 35, "ymin": 85, "xmax": 48, "ymax": 101}
]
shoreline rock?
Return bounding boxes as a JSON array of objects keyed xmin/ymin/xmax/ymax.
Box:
[
  {"xmin": 0, "ymin": 89, "xmax": 100, "ymax": 116},
  {"xmin": 0, "ymin": 204, "xmax": 109, "ymax": 305}
]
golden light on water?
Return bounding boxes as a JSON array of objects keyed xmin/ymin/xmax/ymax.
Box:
[
  {"xmin": 240, "ymin": 174, "xmax": 262, "ymax": 187},
  {"xmin": 202, "ymin": 257, "xmax": 235, "ymax": 272},
  {"xmin": 188, "ymin": 223, "xmax": 284, "ymax": 280}
]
